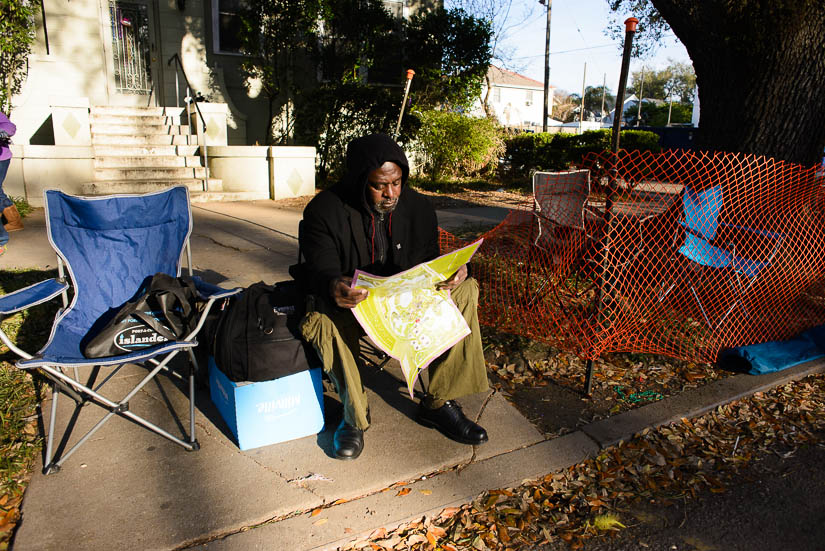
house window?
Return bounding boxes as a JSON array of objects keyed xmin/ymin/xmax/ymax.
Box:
[
  {"xmin": 525, "ymin": 90, "xmax": 533, "ymax": 106},
  {"xmin": 214, "ymin": 0, "xmax": 244, "ymax": 54},
  {"xmin": 493, "ymin": 86, "xmax": 500, "ymax": 103},
  {"xmin": 382, "ymin": 0, "xmax": 404, "ymax": 19}
]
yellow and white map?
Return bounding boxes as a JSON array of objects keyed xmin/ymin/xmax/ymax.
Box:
[{"xmin": 352, "ymin": 240, "xmax": 483, "ymax": 397}]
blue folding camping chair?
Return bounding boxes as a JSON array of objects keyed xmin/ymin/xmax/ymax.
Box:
[
  {"xmin": 658, "ymin": 184, "xmax": 784, "ymax": 327},
  {"xmin": 0, "ymin": 187, "xmax": 240, "ymax": 474}
]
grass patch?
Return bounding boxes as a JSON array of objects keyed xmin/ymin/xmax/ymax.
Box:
[
  {"xmin": 0, "ymin": 269, "xmax": 62, "ymax": 548},
  {"xmin": 10, "ymin": 197, "xmax": 32, "ymax": 219},
  {"xmin": 409, "ymin": 176, "xmax": 530, "ymax": 194}
]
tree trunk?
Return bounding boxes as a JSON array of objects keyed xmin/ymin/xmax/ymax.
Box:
[
  {"xmin": 651, "ymin": 0, "xmax": 825, "ymax": 165},
  {"xmin": 482, "ymin": 73, "xmax": 492, "ymax": 118}
]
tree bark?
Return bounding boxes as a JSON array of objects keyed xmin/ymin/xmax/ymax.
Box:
[{"xmin": 651, "ymin": 0, "xmax": 825, "ymax": 165}]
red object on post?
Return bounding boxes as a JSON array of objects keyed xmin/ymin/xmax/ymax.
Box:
[
  {"xmin": 625, "ymin": 17, "xmax": 639, "ymax": 32},
  {"xmin": 406, "ymin": 69, "xmax": 415, "ymax": 80}
]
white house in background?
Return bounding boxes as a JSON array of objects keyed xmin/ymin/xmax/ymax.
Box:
[
  {"xmin": 601, "ymin": 94, "xmax": 639, "ymax": 127},
  {"xmin": 476, "ymin": 66, "xmax": 554, "ymax": 130}
]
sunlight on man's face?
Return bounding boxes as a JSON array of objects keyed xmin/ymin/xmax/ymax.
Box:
[{"xmin": 367, "ymin": 162, "xmax": 402, "ymax": 214}]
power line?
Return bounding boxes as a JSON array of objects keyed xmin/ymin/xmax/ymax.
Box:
[
  {"xmin": 512, "ymin": 43, "xmax": 617, "ymax": 60},
  {"xmin": 511, "ymin": 32, "xmax": 678, "ymax": 60}
]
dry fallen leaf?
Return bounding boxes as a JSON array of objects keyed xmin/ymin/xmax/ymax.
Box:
[
  {"xmin": 310, "ymin": 508, "xmax": 322, "ymax": 517},
  {"xmin": 313, "ymin": 518, "xmax": 328, "ymax": 526},
  {"xmin": 396, "ymin": 487, "xmax": 411, "ymax": 497}
]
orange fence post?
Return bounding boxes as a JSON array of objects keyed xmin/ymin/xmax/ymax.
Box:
[{"xmin": 584, "ymin": 17, "xmax": 639, "ymax": 395}]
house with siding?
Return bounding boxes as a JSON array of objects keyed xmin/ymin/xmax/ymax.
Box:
[
  {"xmin": 6, "ymin": 0, "xmax": 428, "ymax": 204},
  {"xmin": 475, "ymin": 66, "xmax": 555, "ymax": 131}
]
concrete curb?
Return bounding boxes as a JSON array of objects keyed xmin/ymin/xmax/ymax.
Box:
[{"xmin": 197, "ymin": 358, "xmax": 825, "ymax": 551}]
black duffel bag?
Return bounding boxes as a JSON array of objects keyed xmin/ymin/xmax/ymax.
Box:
[
  {"xmin": 210, "ymin": 280, "xmax": 315, "ymax": 382},
  {"xmin": 83, "ymin": 273, "xmax": 199, "ymax": 358}
]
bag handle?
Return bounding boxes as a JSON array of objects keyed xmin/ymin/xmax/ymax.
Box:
[
  {"xmin": 132, "ymin": 310, "xmax": 179, "ymax": 342},
  {"xmin": 147, "ymin": 274, "xmax": 199, "ymax": 336}
]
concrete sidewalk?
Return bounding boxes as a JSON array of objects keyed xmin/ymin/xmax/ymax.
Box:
[{"xmin": 4, "ymin": 200, "xmax": 824, "ymax": 550}]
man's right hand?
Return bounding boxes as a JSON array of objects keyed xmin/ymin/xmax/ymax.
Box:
[{"xmin": 330, "ymin": 276, "xmax": 368, "ymax": 309}]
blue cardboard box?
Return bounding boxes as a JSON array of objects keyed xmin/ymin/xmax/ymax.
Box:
[{"xmin": 208, "ymin": 358, "xmax": 325, "ymax": 450}]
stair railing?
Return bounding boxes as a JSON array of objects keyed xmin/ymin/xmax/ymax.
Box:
[{"xmin": 167, "ymin": 53, "xmax": 210, "ymax": 192}]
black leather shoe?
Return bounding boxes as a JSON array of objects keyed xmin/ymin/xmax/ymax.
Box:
[
  {"xmin": 333, "ymin": 420, "xmax": 364, "ymax": 460},
  {"xmin": 417, "ymin": 400, "xmax": 488, "ymax": 445}
]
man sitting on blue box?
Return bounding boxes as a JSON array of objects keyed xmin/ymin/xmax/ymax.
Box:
[{"xmin": 298, "ymin": 133, "xmax": 490, "ymax": 460}]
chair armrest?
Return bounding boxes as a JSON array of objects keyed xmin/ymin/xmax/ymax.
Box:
[
  {"xmin": 191, "ymin": 276, "xmax": 242, "ymax": 300},
  {"xmin": 718, "ymin": 222, "xmax": 784, "ymax": 241},
  {"xmin": 0, "ymin": 278, "xmax": 68, "ymax": 315}
]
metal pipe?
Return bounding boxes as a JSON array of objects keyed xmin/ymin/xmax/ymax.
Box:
[
  {"xmin": 584, "ymin": 16, "xmax": 638, "ymax": 397},
  {"xmin": 394, "ymin": 69, "xmax": 415, "ymax": 139}
]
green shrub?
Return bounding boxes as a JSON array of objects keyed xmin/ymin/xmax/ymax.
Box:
[
  {"xmin": 11, "ymin": 196, "xmax": 31, "ymax": 218},
  {"xmin": 502, "ymin": 129, "xmax": 661, "ymax": 180},
  {"xmin": 414, "ymin": 110, "xmax": 505, "ymax": 182}
]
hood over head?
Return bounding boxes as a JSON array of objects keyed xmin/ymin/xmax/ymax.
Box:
[{"xmin": 339, "ymin": 134, "xmax": 409, "ymax": 207}]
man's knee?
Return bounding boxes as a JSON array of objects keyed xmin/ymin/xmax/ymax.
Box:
[
  {"xmin": 300, "ymin": 310, "xmax": 332, "ymax": 344},
  {"xmin": 451, "ymin": 277, "xmax": 479, "ymax": 310}
]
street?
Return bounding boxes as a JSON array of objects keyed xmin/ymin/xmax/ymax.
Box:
[{"xmin": 544, "ymin": 436, "xmax": 825, "ymax": 551}]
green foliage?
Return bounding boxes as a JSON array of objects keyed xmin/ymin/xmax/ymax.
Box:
[
  {"xmin": 294, "ymin": 82, "xmax": 405, "ymax": 184},
  {"xmin": 606, "ymin": 0, "xmax": 670, "ymax": 58},
  {"xmin": 618, "ymin": 129, "xmax": 661, "ymax": 151},
  {"xmin": 238, "ymin": 0, "xmax": 492, "ymax": 173},
  {"xmin": 414, "ymin": 110, "xmax": 504, "ymax": 182},
  {"xmin": 584, "ymin": 85, "xmax": 615, "ymax": 119},
  {"xmin": 315, "ymin": 0, "xmax": 399, "ymax": 84},
  {"xmin": 503, "ymin": 129, "xmax": 661, "ymax": 179},
  {"xmin": 629, "ymin": 62, "xmax": 696, "ymax": 103},
  {"xmin": 623, "ymin": 100, "xmax": 693, "ymax": 127},
  {"xmin": 237, "ymin": 0, "xmax": 323, "ymax": 143},
  {"xmin": 643, "ymin": 102, "xmax": 692, "ymax": 127},
  {"xmin": 11, "ymin": 196, "xmax": 30, "ymax": 218},
  {"xmin": 405, "ymin": 8, "xmax": 492, "ymax": 111},
  {"xmin": 0, "ymin": 0, "xmax": 38, "ymax": 113}
]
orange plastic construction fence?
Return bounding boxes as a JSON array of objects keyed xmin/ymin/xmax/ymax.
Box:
[{"xmin": 440, "ymin": 149, "xmax": 825, "ymax": 365}]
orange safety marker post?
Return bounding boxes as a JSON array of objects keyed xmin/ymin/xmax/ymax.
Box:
[
  {"xmin": 394, "ymin": 69, "xmax": 416, "ymax": 140},
  {"xmin": 585, "ymin": 17, "xmax": 639, "ymax": 395}
]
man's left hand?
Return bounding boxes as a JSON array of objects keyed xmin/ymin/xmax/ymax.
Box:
[{"xmin": 436, "ymin": 264, "xmax": 467, "ymax": 292}]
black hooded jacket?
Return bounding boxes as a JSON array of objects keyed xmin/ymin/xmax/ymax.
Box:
[{"xmin": 299, "ymin": 134, "xmax": 440, "ymax": 300}]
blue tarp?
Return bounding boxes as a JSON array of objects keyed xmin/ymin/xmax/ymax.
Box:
[{"xmin": 720, "ymin": 325, "xmax": 825, "ymax": 375}]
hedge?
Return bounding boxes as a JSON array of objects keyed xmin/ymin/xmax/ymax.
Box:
[
  {"xmin": 503, "ymin": 129, "xmax": 661, "ymax": 179},
  {"xmin": 415, "ymin": 110, "xmax": 505, "ymax": 181}
]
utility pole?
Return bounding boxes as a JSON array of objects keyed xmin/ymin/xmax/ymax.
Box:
[
  {"xmin": 636, "ymin": 67, "xmax": 644, "ymax": 126},
  {"xmin": 540, "ymin": 0, "xmax": 552, "ymax": 132},
  {"xmin": 667, "ymin": 87, "xmax": 674, "ymax": 126},
  {"xmin": 600, "ymin": 72, "xmax": 606, "ymax": 123},
  {"xmin": 579, "ymin": 62, "xmax": 586, "ymax": 134}
]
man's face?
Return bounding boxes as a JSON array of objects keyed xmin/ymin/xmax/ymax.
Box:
[{"xmin": 367, "ymin": 161, "xmax": 403, "ymax": 214}]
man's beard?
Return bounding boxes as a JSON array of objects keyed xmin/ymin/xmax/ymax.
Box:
[{"xmin": 374, "ymin": 199, "xmax": 398, "ymax": 214}]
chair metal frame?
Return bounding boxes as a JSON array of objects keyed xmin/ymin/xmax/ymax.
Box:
[
  {"xmin": 658, "ymin": 184, "xmax": 784, "ymax": 328},
  {"xmin": 0, "ymin": 187, "xmax": 240, "ymax": 474}
]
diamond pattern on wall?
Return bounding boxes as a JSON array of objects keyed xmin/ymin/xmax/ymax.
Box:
[
  {"xmin": 287, "ymin": 168, "xmax": 303, "ymax": 196},
  {"xmin": 206, "ymin": 118, "xmax": 221, "ymax": 140},
  {"xmin": 62, "ymin": 113, "xmax": 81, "ymax": 138}
]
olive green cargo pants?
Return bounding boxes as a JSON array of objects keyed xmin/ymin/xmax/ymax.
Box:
[{"xmin": 299, "ymin": 278, "xmax": 489, "ymax": 430}]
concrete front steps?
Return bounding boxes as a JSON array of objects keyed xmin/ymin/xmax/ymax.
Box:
[{"xmin": 81, "ymin": 105, "xmax": 259, "ymax": 202}]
